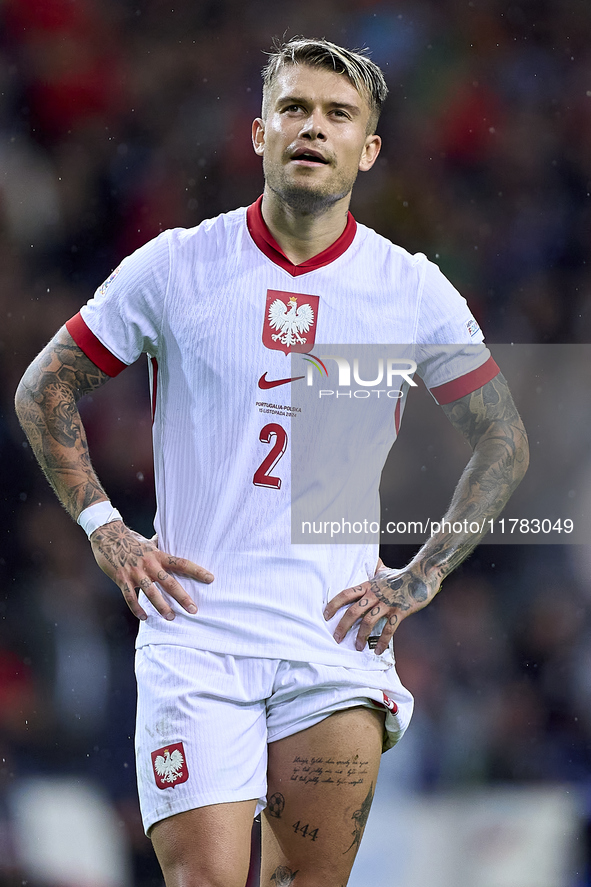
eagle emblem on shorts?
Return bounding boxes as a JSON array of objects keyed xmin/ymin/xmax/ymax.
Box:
[
  {"xmin": 151, "ymin": 742, "xmax": 189, "ymax": 789},
  {"xmin": 262, "ymin": 290, "xmax": 319, "ymax": 354}
]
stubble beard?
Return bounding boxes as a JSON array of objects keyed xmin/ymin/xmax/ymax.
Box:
[{"xmin": 264, "ymin": 158, "xmax": 358, "ymax": 216}]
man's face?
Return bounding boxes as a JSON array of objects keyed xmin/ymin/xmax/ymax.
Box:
[{"xmin": 252, "ymin": 64, "xmax": 381, "ymax": 214}]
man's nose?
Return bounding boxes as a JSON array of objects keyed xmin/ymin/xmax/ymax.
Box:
[{"xmin": 299, "ymin": 110, "xmax": 326, "ymax": 140}]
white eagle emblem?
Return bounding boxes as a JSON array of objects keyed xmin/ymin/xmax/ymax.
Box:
[
  {"xmin": 153, "ymin": 747, "xmax": 185, "ymax": 784},
  {"xmin": 268, "ymin": 296, "xmax": 314, "ymax": 349}
]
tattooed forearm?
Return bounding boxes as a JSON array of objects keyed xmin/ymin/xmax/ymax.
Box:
[
  {"xmin": 15, "ymin": 328, "xmax": 109, "ymax": 519},
  {"xmin": 442, "ymin": 372, "xmax": 522, "ymax": 447},
  {"xmin": 15, "ymin": 326, "xmax": 111, "ymax": 519},
  {"xmin": 415, "ymin": 373, "xmax": 528, "ymax": 583},
  {"xmin": 321, "ymin": 374, "xmax": 527, "ymax": 652}
]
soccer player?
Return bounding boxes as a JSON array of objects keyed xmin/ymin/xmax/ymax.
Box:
[{"xmin": 15, "ymin": 38, "xmax": 528, "ymax": 887}]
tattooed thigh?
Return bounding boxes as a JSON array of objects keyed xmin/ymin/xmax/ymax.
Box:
[{"xmin": 262, "ymin": 708, "xmax": 383, "ymax": 882}]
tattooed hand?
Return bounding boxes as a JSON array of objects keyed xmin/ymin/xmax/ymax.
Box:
[
  {"xmin": 325, "ymin": 372, "xmax": 528, "ymax": 654},
  {"xmin": 324, "ymin": 561, "xmax": 438, "ymax": 655},
  {"xmin": 90, "ymin": 521, "xmax": 213, "ymax": 621},
  {"xmin": 15, "ymin": 326, "xmax": 215, "ymax": 621}
]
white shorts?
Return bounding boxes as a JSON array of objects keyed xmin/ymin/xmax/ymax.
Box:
[{"xmin": 135, "ymin": 645, "xmax": 414, "ymax": 834}]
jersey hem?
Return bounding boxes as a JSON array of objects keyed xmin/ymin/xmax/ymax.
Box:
[{"xmin": 134, "ymin": 636, "xmax": 394, "ymax": 672}]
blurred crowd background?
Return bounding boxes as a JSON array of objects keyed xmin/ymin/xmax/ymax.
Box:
[{"xmin": 1, "ymin": 0, "xmax": 591, "ymax": 884}]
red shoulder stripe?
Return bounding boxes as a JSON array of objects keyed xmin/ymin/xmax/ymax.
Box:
[
  {"xmin": 429, "ymin": 356, "xmax": 500, "ymax": 404},
  {"xmin": 66, "ymin": 312, "xmax": 127, "ymax": 377}
]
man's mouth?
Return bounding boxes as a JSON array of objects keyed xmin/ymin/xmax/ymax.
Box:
[{"xmin": 290, "ymin": 149, "xmax": 330, "ymax": 166}]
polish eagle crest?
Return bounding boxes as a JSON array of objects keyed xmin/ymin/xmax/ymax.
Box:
[
  {"xmin": 268, "ymin": 296, "xmax": 314, "ymax": 349},
  {"xmin": 154, "ymin": 747, "xmax": 184, "ymax": 783},
  {"xmin": 262, "ymin": 290, "xmax": 320, "ymax": 354}
]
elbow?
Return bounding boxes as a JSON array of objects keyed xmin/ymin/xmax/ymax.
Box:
[
  {"xmin": 515, "ymin": 421, "xmax": 530, "ymax": 485},
  {"xmin": 14, "ymin": 377, "xmax": 31, "ymax": 423},
  {"xmin": 521, "ymin": 438, "xmax": 530, "ymax": 478},
  {"xmin": 14, "ymin": 372, "xmax": 41, "ymax": 431}
]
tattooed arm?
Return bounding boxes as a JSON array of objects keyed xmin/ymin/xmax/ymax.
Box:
[
  {"xmin": 15, "ymin": 326, "xmax": 213, "ymax": 620},
  {"xmin": 324, "ymin": 372, "xmax": 529, "ymax": 653}
]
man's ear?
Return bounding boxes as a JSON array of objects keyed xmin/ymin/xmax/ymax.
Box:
[
  {"xmin": 252, "ymin": 118, "xmax": 265, "ymax": 156},
  {"xmin": 359, "ymin": 134, "xmax": 381, "ymax": 172}
]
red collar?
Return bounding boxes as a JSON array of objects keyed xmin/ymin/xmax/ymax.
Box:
[{"xmin": 246, "ymin": 195, "xmax": 357, "ymax": 277}]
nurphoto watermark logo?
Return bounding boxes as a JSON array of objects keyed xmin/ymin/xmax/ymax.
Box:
[
  {"xmin": 304, "ymin": 354, "xmax": 417, "ymax": 399},
  {"xmin": 291, "ymin": 344, "xmax": 590, "ymax": 545}
]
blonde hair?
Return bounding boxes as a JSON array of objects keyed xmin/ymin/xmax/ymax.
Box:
[{"xmin": 261, "ymin": 37, "xmax": 388, "ymax": 134}]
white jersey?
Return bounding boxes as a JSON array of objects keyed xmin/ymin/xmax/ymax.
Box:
[{"xmin": 67, "ymin": 198, "xmax": 499, "ymax": 668}]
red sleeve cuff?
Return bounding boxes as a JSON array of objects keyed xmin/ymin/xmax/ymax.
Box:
[
  {"xmin": 429, "ymin": 356, "xmax": 500, "ymax": 404},
  {"xmin": 66, "ymin": 312, "xmax": 128, "ymax": 377}
]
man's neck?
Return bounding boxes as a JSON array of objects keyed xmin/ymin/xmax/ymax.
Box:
[{"xmin": 260, "ymin": 188, "xmax": 351, "ymax": 265}]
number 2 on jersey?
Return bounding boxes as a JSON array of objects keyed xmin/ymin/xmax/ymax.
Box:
[{"xmin": 253, "ymin": 423, "xmax": 287, "ymax": 489}]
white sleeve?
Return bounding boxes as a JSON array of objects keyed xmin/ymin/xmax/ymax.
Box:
[
  {"xmin": 412, "ymin": 256, "xmax": 498, "ymax": 400},
  {"xmin": 77, "ymin": 230, "xmax": 172, "ymax": 367}
]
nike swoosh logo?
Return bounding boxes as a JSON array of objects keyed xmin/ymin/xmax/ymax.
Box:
[{"xmin": 258, "ymin": 373, "xmax": 305, "ymax": 389}]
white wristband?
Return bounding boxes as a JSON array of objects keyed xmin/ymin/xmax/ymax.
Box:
[{"xmin": 77, "ymin": 501, "xmax": 123, "ymax": 539}]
